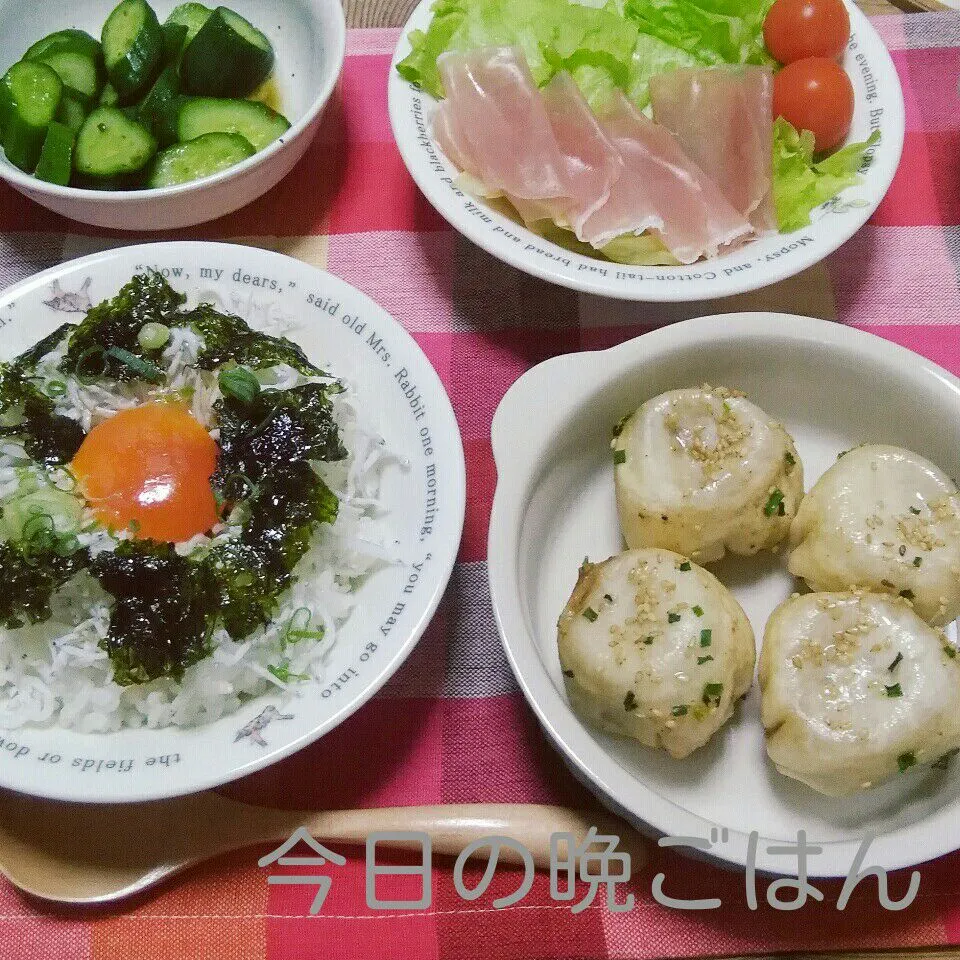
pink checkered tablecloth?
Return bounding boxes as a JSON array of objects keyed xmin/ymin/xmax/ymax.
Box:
[{"xmin": 2, "ymin": 12, "xmax": 960, "ymax": 959}]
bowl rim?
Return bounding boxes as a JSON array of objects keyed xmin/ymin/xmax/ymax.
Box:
[
  {"xmin": 0, "ymin": 0, "xmax": 346, "ymax": 203},
  {"xmin": 0, "ymin": 240, "xmax": 468, "ymax": 804},
  {"xmin": 387, "ymin": 0, "xmax": 906, "ymax": 302},
  {"xmin": 487, "ymin": 313, "xmax": 960, "ymax": 877}
]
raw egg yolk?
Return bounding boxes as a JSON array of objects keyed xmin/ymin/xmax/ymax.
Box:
[{"xmin": 71, "ymin": 402, "xmax": 220, "ymax": 543}]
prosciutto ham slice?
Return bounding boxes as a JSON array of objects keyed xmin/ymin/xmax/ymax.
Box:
[
  {"xmin": 649, "ymin": 67, "xmax": 776, "ymax": 232},
  {"xmin": 580, "ymin": 93, "xmax": 752, "ymax": 264}
]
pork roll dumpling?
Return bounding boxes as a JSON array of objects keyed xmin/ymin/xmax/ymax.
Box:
[
  {"xmin": 557, "ymin": 548, "xmax": 755, "ymax": 759},
  {"xmin": 760, "ymin": 591, "xmax": 960, "ymax": 796},
  {"xmin": 787, "ymin": 445, "xmax": 960, "ymax": 625},
  {"xmin": 613, "ymin": 386, "xmax": 803, "ymax": 564}
]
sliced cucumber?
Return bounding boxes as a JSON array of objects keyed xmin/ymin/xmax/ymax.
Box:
[
  {"xmin": 177, "ymin": 97, "xmax": 289, "ymax": 152},
  {"xmin": 0, "ymin": 61, "xmax": 63, "ymax": 172},
  {"xmin": 102, "ymin": 0, "xmax": 164, "ymax": 103},
  {"xmin": 35, "ymin": 51, "xmax": 102, "ymax": 102},
  {"xmin": 165, "ymin": 3, "xmax": 213, "ymax": 45},
  {"xmin": 34, "ymin": 121, "xmax": 75, "ymax": 186},
  {"xmin": 180, "ymin": 6, "xmax": 274, "ymax": 98},
  {"xmin": 161, "ymin": 22, "xmax": 188, "ymax": 64},
  {"xmin": 75, "ymin": 106, "xmax": 156, "ymax": 178},
  {"xmin": 138, "ymin": 65, "xmax": 180, "ymax": 146},
  {"xmin": 24, "ymin": 30, "xmax": 102, "ymax": 65},
  {"xmin": 98, "ymin": 82, "xmax": 121, "ymax": 107},
  {"xmin": 55, "ymin": 87, "xmax": 89, "ymax": 135},
  {"xmin": 147, "ymin": 131, "xmax": 253, "ymax": 187}
]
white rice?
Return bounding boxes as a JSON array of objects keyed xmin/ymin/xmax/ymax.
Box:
[{"xmin": 0, "ymin": 318, "xmax": 401, "ymax": 732}]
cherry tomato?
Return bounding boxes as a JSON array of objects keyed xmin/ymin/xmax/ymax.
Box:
[
  {"xmin": 773, "ymin": 57, "xmax": 854, "ymax": 152},
  {"xmin": 763, "ymin": 0, "xmax": 850, "ymax": 63}
]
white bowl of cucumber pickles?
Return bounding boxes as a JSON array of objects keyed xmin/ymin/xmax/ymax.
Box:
[{"xmin": 0, "ymin": 0, "xmax": 345, "ymax": 229}]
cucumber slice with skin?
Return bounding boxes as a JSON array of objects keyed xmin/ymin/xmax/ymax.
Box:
[
  {"xmin": 102, "ymin": 0, "xmax": 164, "ymax": 103},
  {"xmin": 35, "ymin": 51, "xmax": 102, "ymax": 102},
  {"xmin": 0, "ymin": 61, "xmax": 63, "ymax": 173},
  {"xmin": 177, "ymin": 97, "xmax": 289, "ymax": 152},
  {"xmin": 147, "ymin": 131, "xmax": 254, "ymax": 187},
  {"xmin": 24, "ymin": 30, "xmax": 102, "ymax": 65},
  {"xmin": 180, "ymin": 6, "xmax": 274, "ymax": 98},
  {"xmin": 138, "ymin": 66, "xmax": 180, "ymax": 146},
  {"xmin": 34, "ymin": 121, "xmax": 75, "ymax": 186},
  {"xmin": 165, "ymin": 3, "xmax": 213, "ymax": 45},
  {"xmin": 99, "ymin": 82, "xmax": 121, "ymax": 107},
  {"xmin": 161, "ymin": 22, "xmax": 188, "ymax": 64},
  {"xmin": 55, "ymin": 87, "xmax": 89, "ymax": 134},
  {"xmin": 75, "ymin": 106, "xmax": 156, "ymax": 177}
]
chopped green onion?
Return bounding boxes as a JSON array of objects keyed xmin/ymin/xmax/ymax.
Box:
[
  {"xmin": 697, "ymin": 655, "xmax": 714, "ymax": 666},
  {"xmin": 613, "ymin": 449, "xmax": 626, "ymax": 466},
  {"xmin": 679, "ymin": 561, "xmax": 691, "ymax": 572},
  {"xmin": 671, "ymin": 705, "xmax": 688, "ymax": 717},
  {"xmin": 913, "ymin": 556, "xmax": 922, "ymax": 568},
  {"xmin": 667, "ymin": 612, "xmax": 681, "ymax": 623},
  {"xmin": 282, "ymin": 606, "xmax": 325, "ymax": 649},
  {"xmin": 700, "ymin": 629, "xmax": 712, "ymax": 647},
  {"xmin": 104, "ymin": 347, "xmax": 165, "ymax": 383},
  {"xmin": 945, "ymin": 645, "xmax": 957, "ymax": 659},
  {"xmin": 692, "ymin": 605, "xmax": 704, "ymax": 617},
  {"xmin": 884, "ymin": 683, "xmax": 903, "ymax": 698},
  {"xmin": 267, "ymin": 660, "xmax": 310, "ymax": 684},
  {"xmin": 623, "ymin": 690, "xmax": 638, "ymax": 712},
  {"xmin": 897, "ymin": 751, "xmax": 917, "ymax": 773},
  {"xmin": 764, "ymin": 489, "xmax": 785, "ymax": 517},
  {"xmin": 909, "ymin": 506, "xmax": 921, "ymax": 515},
  {"xmin": 888, "ymin": 652, "xmax": 903, "ymax": 672},
  {"xmin": 137, "ymin": 322, "xmax": 171, "ymax": 351},
  {"xmin": 219, "ymin": 366, "xmax": 261, "ymax": 404},
  {"xmin": 702, "ymin": 682, "xmax": 723, "ymax": 706},
  {"xmin": 784, "ymin": 451, "xmax": 796, "ymax": 467},
  {"xmin": 583, "ymin": 607, "xmax": 598, "ymax": 622},
  {"xmin": 44, "ymin": 380, "xmax": 67, "ymax": 398}
]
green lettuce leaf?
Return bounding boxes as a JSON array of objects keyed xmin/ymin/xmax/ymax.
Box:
[
  {"xmin": 772, "ymin": 117, "xmax": 881, "ymax": 232},
  {"xmin": 623, "ymin": 0, "xmax": 776, "ymax": 67},
  {"xmin": 598, "ymin": 232, "xmax": 681, "ymax": 265}
]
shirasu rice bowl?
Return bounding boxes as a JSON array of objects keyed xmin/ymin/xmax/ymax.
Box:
[{"xmin": 0, "ymin": 273, "xmax": 402, "ymax": 733}]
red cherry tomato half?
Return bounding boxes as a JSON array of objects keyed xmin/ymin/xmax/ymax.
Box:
[
  {"xmin": 763, "ymin": 0, "xmax": 851, "ymax": 63},
  {"xmin": 772, "ymin": 57, "xmax": 854, "ymax": 152}
]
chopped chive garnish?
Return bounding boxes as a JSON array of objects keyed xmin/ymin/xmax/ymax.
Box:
[
  {"xmin": 668, "ymin": 612, "xmax": 681, "ymax": 623},
  {"xmin": 900, "ymin": 589, "xmax": 915, "ymax": 600},
  {"xmin": 697, "ymin": 655, "xmax": 714, "ymax": 666},
  {"xmin": 945, "ymin": 645, "xmax": 957, "ymax": 659},
  {"xmin": 583, "ymin": 607, "xmax": 598, "ymax": 622},
  {"xmin": 884, "ymin": 683, "xmax": 903, "ymax": 698},
  {"xmin": 897, "ymin": 751, "xmax": 917, "ymax": 773},
  {"xmin": 933, "ymin": 748, "xmax": 960, "ymax": 771},
  {"xmin": 913, "ymin": 556, "xmax": 922, "ymax": 568},
  {"xmin": 104, "ymin": 346, "xmax": 165, "ymax": 383},
  {"xmin": 679, "ymin": 561, "xmax": 692, "ymax": 572},
  {"xmin": 613, "ymin": 449, "xmax": 626, "ymax": 465},
  {"xmin": 909, "ymin": 506, "xmax": 921, "ymax": 515},
  {"xmin": 888, "ymin": 652, "xmax": 903, "ymax": 672},
  {"xmin": 702, "ymin": 682, "xmax": 723, "ymax": 706},
  {"xmin": 692, "ymin": 605, "xmax": 704, "ymax": 617},
  {"xmin": 671, "ymin": 705, "xmax": 688, "ymax": 717},
  {"xmin": 623, "ymin": 690, "xmax": 638, "ymax": 712},
  {"xmin": 45, "ymin": 379, "xmax": 67, "ymax": 398},
  {"xmin": 764, "ymin": 489, "xmax": 785, "ymax": 517},
  {"xmin": 700, "ymin": 629, "xmax": 712, "ymax": 647},
  {"xmin": 784, "ymin": 451, "xmax": 796, "ymax": 467}
]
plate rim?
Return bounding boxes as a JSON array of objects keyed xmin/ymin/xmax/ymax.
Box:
[
  {"xmin": 386, "ymin": 0, "xmax": 906, "ymax": 302},
  {"xmin": 487, "ymin": 312, "xmax": 960, "ymax": 877},
  {"xmin": 0, "ymin": 240, "xmax": 467, "ymax": 803}
]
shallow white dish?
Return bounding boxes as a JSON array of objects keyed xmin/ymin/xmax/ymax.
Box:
[
  {"xmin": 0, "ymin": 241, "xmax": 465, "ymax": 802},
  {"xmin": 0, "ymin": 0, "xmax": 345, "ymax": 230},
  {"xmin": 488, "ymin": 314, "xmax": 960, "ymax": 877},
  {"xmin": 388, "ymin": 0, "xmax": 904, "ymax": 302}
]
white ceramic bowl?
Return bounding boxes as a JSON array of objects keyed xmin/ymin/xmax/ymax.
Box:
[
  {"xmin": 488, "ymin": 315, "xmax": 960, "ymax": 877},
  {"xmin": 0, "ymin": 241, "xmax": 465, "ymax": 802},
  {"xmin": 389, "ymin": 1, "xmax": 905, "ymax": 301},
  {"xmin": 0, "ymin": 0, "xmax": 345, "ymax": 230}
]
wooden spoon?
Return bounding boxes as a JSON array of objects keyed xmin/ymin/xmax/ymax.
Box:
[{"xmin": 0, "ymin": 791, "xmax": 645, "ymax": 905}]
